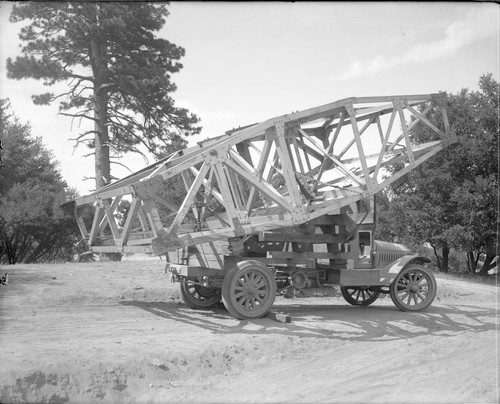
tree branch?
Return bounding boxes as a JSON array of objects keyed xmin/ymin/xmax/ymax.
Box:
[
  {"xmin": 58, "ymin": 111, "xmax": 98, "ymax": 122},
  {"xmin": 110, "ymin": 160, "xmax": 136, "ymax": 173}
]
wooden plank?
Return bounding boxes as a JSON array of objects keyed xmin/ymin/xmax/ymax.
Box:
[
  {"xmin": 249, "ymin": 257, "xmax": 316, "ymax": 268},
  {"xmin": 142, "ymin": 199, "xmax": 164, "ymax": 237},
  {"xmin": 190, "ymin": 165, "xmax": 223, "ymax": 204},
  {"xmin": 316, "ymin": 112, "xmax": 345, "ymax": 185},
  {"xmin": 181, "ymin": 171, "xmax": 200, "ymax": 222},
  {"xmin": 74, "ymin": 202, "xmax": 89, "ymax": 238},
  {"xmin": 225, "ymin": 164, "xmax": 245, "ymax": 211},
  {"xmin": 398, "ymin": 109, "xmax": 415, "ymax": 164},
  {"xmin": 152, "ymin": 193, "xmax": 179, "ymax": 213},
  {"xmin": 270, "ymin": 251, "xmax": 344, "ymax": 259},
  {"xmin": 374, "ymin": 109, "xmax": 396, "ymax": 179},
  {"xmin": 102, "ymin": 199, "xmax": 122, "ymax": 241},
  {"xmin": 213, "ymin": 163, "xmax": 239, "ymax": 223},
  {"xmin": 126, "ymin": 237, "xmax": 154, "ymax": 246},
  {"xmin": 187, "ymin": 240, "xmax": 229, "ymax": 254},
  {"xmin": 168, "ymin": 265, "xmax": 221, "ymax": 278},
  {"xmin": 259, "ymin": 232, "xmax": 345, "ymax": 243},
  {"xmin": 88, "ymin": 206, "xmax": 105, "ymax": 245},
  {"xmin": 343, "ymin": 101, "xmax": 371, "ymax": 183},
  {"xmin": 91, "ymin": 245, "xmax": 121, "ymax": 253},
  {"xmin": 185, "ymin": 257, "xmax": 225, "ymax": 270},
  {"xmin": 308, "ymin": 216, "xmax": 342, "ymax": 229},
  {"xmin": 274, "ymin": 120, "xmax": 304, "ymax": 208},
  {"xmin": 75, "ymin": 153, "xmax": 178, "ymax": 205},
  {"xmin": 168, "ymin": 162, "xmax": 210, "ymax": 233},
  {"xmin": 224, "ymin": 156, "xmax": 293, "ymax": 213},
  {"xmin": 245, "ymin": 137, "xmax": 272, "ymax": 211},
  {"xmin": 266, "ymin": 311, "xmax": 291, "ymax": 323},
  {"xmin": 298, "ymin": 129, "xmax": 364, "ymax": 187},
  {"xmin": 122, "ymin": 246, "xmax": 154, "ymax": 254},
  {"xmin": 137, "ymin": 206, "xmax": 150, "ymax": 232},
  {"xmin": 388, "ymin": 102, "xmax": 432, "ymax": 152},
  {"xmin": 75, "ymin": 184, "xmax": 135, "ymax": 206},
  {"xmin": 298, "ymin": 129, "xmax": 314, "ymax": 175},
  {"xmin": 337, "ymin": 115, "xmax": 375, "ymax": 160},
  {"xmin": 377, "ymin": 142, "xmax": 445, "ymax": 192},
  {"xmin": 407, "ymin": 104, "xmax": 445, "ymax": 137},
  {"xmin": 120, "ymin": 198, "xmax": 140, "ymax": 247},
  {"xmin": 353, "ymin": 94, "xmax": 431, "ymax": 103},
  {"xmin": 244, "ymin": 239, "xmax": 285, "ymax": 254},
  {"xmin": 236, "ymin": 140, "xmax": 253, "ymax": 166}
]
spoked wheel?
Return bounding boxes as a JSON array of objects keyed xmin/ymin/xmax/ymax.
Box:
[
  {"xmin": 222, "ymin": 260, "xmax": 276, "ymax": 319},
  {"xmin": 341, "ymin": 286, "xmax": 380, "ymax": 306},
  {"xmin": 390, "ymin": 265, "xmax": 437, "ymax": 311},
  {"xmin": 180, "ymin": 282, "xmax": 222, "ymax": 309}
]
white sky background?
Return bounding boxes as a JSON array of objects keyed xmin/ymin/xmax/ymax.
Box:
[{"xmin": 0, "ymin": 1, "xmax": 498, "ymax": 195}]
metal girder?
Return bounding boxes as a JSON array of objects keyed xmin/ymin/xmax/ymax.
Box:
[{"xmin": 72, "ymin": 93, "xmax": 456, "ymax": 255}]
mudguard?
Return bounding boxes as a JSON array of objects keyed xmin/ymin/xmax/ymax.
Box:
[{"xmin": 378, "ymin": 255, "xmax": 431, "ymax": 285}]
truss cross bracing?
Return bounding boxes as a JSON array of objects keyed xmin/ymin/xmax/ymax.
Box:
[{"xmin": 71, "ymin": 94, "xmax": 456, "ymax": 255}]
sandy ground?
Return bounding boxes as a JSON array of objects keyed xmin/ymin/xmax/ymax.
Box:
[{"xmin": 0, "ymin": 260, "xmax": 498, "ymax": 404}]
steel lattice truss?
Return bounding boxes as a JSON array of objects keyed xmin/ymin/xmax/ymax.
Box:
[{"xmin": 72, "ymin": 93, "xmax": 456, "ymax": 255}]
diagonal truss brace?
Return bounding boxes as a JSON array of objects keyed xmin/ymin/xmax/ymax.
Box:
[{"xmin": 69, "ymin": 93, "xmax": 456, "ymax": 255}]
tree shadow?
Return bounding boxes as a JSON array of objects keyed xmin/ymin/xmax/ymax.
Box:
[{"xmin": 119, "ymin": 298, "xmax": 497, "ymax": 343}]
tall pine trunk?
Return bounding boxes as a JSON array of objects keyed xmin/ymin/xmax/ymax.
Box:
[
  {"xmin": 94, "ymin": 89, "xmax": 110, "ymax": 189},
  {"xmin": 90, "ymin": 32, "xmax": 111, "ymax": 190}
]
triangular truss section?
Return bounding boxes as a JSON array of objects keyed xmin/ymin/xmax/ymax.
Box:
[{"xmin": 70, "ymin": 93, "xmax": 456, "ymax": 255}]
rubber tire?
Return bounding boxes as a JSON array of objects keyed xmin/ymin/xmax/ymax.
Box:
[
  {"xmin": 390, "ymin": 264, "xmax": 437, "ymax": 311},
  {"xmin": 341, "ymin": 286, "xmax": 380, "ymax": 306},
  {"xmin": 180, "ymin": 282, "xmax": 222, "ymax": 309},
  {"xmin": 222, "ymin": 260, "xmax": 276, "ymax": 319}
]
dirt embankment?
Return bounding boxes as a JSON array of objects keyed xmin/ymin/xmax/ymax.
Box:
[{"xmin": 0, "ymin": 261, "xmax": 498, "ymax": 403}]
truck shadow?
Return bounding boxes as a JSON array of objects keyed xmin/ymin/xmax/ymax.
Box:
[{"xmin": 119, "ymin": 298, "xmax": 496, "ymax": 342}]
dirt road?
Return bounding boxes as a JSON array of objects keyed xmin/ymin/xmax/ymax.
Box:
[{"xmin": 0, "ymin": 261, "xmax": 498, "ymax": 403}]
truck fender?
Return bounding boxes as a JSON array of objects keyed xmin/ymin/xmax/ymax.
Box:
[{"xmin": 379, "ymin": 255, "xmax": 431, "ymax": 285}]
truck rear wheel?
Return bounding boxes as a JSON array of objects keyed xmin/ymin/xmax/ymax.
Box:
[
  {"xmin": 180, "ymin": 282, "xmax": 222, "ymax": 309},
  {"xmin": 222, "ymin": 260, "xmax": 276, "ymax": 319},
  {"xmin": 390, "ymin": 265, "xmax": 436, "ymax": 311}
]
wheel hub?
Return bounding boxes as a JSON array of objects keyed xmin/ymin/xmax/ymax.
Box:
[
  {"xmin": 409, "ymin": 282, "xmax": 420, "ymax": 293},
  {"xmin": 245, "ymin": 285, "xmax": 258, "ymax": 297}
]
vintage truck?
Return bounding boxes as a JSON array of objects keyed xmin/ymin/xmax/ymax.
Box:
[{"xmin": 68, "ymin": 93, "xmax": 456, "ymax": 319}]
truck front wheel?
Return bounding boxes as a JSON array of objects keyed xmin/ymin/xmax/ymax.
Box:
[{"xmin": 390, "ymin": 265, "xmax": 437, "ymax": 311}]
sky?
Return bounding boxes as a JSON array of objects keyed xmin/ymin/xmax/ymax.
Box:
[{"xmin": 0, "ymin": 1, "xmax": 498, "ymax": 195}]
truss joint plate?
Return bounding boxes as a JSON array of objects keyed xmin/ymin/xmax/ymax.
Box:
[
  {"xmin": 134, "ymin": 176, "xmax": 163, "ymax": 199},
  {"xmin": 202, "ymin": 148, "xmax": 228, "ymax": 165},
  {"xmin": 290, "ymin": 206, "xmax": 309, "ymax": 225},
  {"xmin": 393, "ymin": 97, "xmax": 408, "ymax": 110}
]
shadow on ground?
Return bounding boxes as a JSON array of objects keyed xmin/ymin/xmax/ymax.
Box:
[{"xmin": 120, "ymin": 298, "xmax": 496, "ymax": 342}]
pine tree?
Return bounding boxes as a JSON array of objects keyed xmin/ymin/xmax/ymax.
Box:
[{"xmin": 7, "ymin": 2, "xmax": 200, "ymax": 188}]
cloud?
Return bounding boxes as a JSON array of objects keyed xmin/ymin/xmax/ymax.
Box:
[{"xmin": 332, "ymin": 6, "xmax": 498, "ymax": 82}]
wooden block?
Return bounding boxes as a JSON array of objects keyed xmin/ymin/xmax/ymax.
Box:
[{"xmin": 266, "ymin": 311, "xmax": 291, "ymax": 323}]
